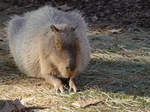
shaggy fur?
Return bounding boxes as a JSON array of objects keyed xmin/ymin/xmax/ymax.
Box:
[{"xmin": 7, "ymin": 6, "xmax": 90, "ymax": 80}]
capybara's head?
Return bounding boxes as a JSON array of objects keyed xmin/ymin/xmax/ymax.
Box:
[{"xmin": 49, "ymin": 25, "xmax": 80, "ymax": 78}]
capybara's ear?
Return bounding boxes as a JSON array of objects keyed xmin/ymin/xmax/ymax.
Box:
[{"xmin": 50, "ymin": 25, "xmax": 59, "ymax": 32}]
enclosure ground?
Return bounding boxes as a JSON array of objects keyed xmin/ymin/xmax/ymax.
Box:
[{"xmin": 0, "ymin": 5, "xmax": 150, "ymax": 112}]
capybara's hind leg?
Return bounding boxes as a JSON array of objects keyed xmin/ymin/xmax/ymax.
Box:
[
  {"xmin": 69, "ymin": 78, "xmax": 77, "ymax": 92},
  {"xmin": 44, "ymin": 74, "xmax": 64, "ymax": 93}
]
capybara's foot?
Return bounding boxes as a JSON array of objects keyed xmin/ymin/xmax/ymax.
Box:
[
  {"xmin": 53, "ymin": 79, "xmax": 64, "ymax": 93},
  {"xmin": 69, "ymin": 78, "xmax": 77, "ymax": 92},
  {"xmin": 44, "ymin": 75, "xmax": 64, "ymax": 93}
]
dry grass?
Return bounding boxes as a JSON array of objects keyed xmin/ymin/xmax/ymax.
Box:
[{"xmin": 1, "ymin": 19, "xmax": 150, "ymax": 111}]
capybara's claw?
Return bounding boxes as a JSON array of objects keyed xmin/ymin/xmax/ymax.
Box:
[
  {"xmin": 69, "ymin": 79, "xmax": 77, "ymax": 92},
  {"xmin": 56, "ymin": 86, "xmax": 64, "ymax": 93}
]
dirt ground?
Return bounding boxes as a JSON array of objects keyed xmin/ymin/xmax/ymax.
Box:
[{"xmin": 0, "ymin": 5, "xmax": 150, "ymax": 112}]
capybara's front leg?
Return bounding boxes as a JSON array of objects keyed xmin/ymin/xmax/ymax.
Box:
[
  {"xmin": 69, "ymin": 78, "xmax": 77, "ymax": 92},
  {"xmin": 44, "ymin": 74, "xmax": 64, "ymax": 93},
  {"xmin": 40, "ymin": 58, "xmax": 64, "ymax": 93}
]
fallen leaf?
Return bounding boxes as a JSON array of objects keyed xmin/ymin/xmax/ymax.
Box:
[{"xmin": 72, "ymin": 97, "xmax": 102, "ymax": 108}]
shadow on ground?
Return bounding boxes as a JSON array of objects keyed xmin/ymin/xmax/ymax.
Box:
[{"xmin": 77, "ymin": 58, "xmax": 150, "ymax": 97}]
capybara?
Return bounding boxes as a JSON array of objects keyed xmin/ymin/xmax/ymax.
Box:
[{"xmin": 7, "ymin": 6, "xmax": 90, "ymax": 92}]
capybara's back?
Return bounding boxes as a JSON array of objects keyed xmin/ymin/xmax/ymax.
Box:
[{"xmin": 7, "ymin": 6, "xmax": 90, "ymax": 92}]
